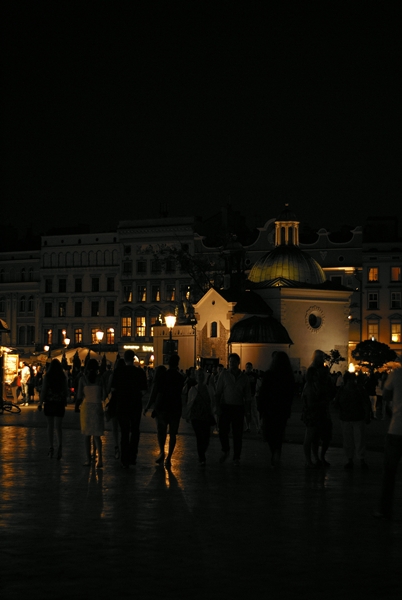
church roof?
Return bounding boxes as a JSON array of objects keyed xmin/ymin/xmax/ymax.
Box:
[
  {"xmin": 248, "ymin": 244, "xmax": 326, "ymax": 287},
  {"xmin": 228, "ymin": 315, "xmax": 293, "ymax": 345},
  {"xmin": 218, "ymin": 289, "xmax": 273, "ymax": 315}
]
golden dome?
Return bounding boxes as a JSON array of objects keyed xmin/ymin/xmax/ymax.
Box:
[{"xmin": 248, "ymin": 244, "xmax": 326, "ymax": 287}]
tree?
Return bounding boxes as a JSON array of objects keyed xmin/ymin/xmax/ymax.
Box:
[
  {"xmin": 351, "ymin": 340, "xmax": 397, "ymax": 374},
  {"xmin": 324, "ymin": 349, "xmax": 346, "ymax": 371}
]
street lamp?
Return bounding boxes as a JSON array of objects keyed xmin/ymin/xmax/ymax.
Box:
[
  {"xmin": 165, "ymin": 314, "xmax": 176, "ymax": 359},
  {"xmin": 96, "ymin": 330, "xmax": 104, "ymax": 354}
]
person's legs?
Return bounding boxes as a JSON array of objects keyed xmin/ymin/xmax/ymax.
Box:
[
  {"xmin": 192, "ymin": 420, "xmax": 205, "ymax": 462},
  {"xmin": 118, "ymin": 411, "xmax": 130, "ymax": 467},
  {"xmin": 128, "ymin": 401, "xmax": 142, "ymax": 464},
  {"xmin": 303, "ymin": 426, "xmax": 319, "ymax": 466},
  {"xmin": 341, "ymin": 420, "xmax": 354, "ymax": 465},
  {"xmin": 354, "ymin": 420, "xmax": 367, "ymax": 464},
  {"xmin": 166, "ymin": 414, "xmax": 180, "ymax": 464},
  {"xmin": 156, "ymin": 415, "xmax": 168, "ymax": 461},
  {"xmin": 94, "ymin": 436, "xmax": 102, "ymax": 467},
  {"xmin": 379, "ymin": 434, "xmax": 402, "ymax": 518},
  {"xmin": 232, "ymin": 405, "xmax": 245, "ymax": 461},
  {"xmin": 319, "ymin": 419, "xmax": 332, "ymax": 464},
  {"xmin": 54, "ymin": 416, "xmax": 63, "ymax": 459},
  {"xmin": 46, "ymin": 416, "xmax": 54, "ymax": 449},
  {"xmin": 83, "ymin": 436, "xmax": 91, "ymax": 465},
  {"xmin": 218, "ymin": 405, "xmax": 231, "ymax": 455},
  {"xmin": 112, "ymin": 417, "xmax": 120, "ymax": 458}
]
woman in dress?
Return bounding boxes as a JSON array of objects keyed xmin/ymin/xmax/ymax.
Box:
[
  {"xmin": 76, "ymin": 358, "xmax": 106, "ymax": 468},
  {"xmin": 258, "ymin": 351, "xmax": 295, "ymax": 467},
  {"xmin": 38, "ymin": 359, "xmax": 69, "ymax": 459}
]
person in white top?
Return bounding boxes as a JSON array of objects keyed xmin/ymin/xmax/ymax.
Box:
[{"xmin": 374, "ymin": 365, "xmax": 402, "ymax": 519}]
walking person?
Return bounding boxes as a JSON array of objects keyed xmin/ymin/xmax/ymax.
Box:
[
  {"xmin": 187, "ymin": 369, "xmax": 215, "ymax": 466},
  {"xmin": 144, "ymin": 354, "xmax": 185, "ymax": 468},
  {"xmin": 76, "ymin": 359, "xmax": 106, "ymax": 468},
  {"xmin": 334, "ymin": 372, "xmax": 371, "ymax": 469},
  {"xmin": 215, "ymin": 353, "xmax": 251, "ymax": 465},
  {"xmin": 110, "ymin": 350, "xmax": 147, "ymax": 469},
  {"xmin": 301, "ymin": 349, "xmax": 333, "ymax": 468},
  {"xmin": 38, "ymin": 359, "xmax": 69, "ymax": 459},
  {"xmin": 374, "ymin": 365, "xmax": 402, "ymax": 519},
  {"xmin": 258, "ymin": 351, "xmax": 295, "ymax": 467},
  {"xmin": 143, "ymin": 364, "xmax": 167, "ymax": 462}
]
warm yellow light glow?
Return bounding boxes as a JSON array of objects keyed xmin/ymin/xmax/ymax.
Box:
[
  {"xmin": 96, "ymin": 330, "xmax": 104, "ymax": 342},
  {"xmin": 44, "ymin": 345, "xmax": 49, "ymax": 352},
  {"xmin": 165, "ymin": 314, "xmax": 176, "ymax": 329},
  {"xmin": 348, "ymin": 363, "xmax": 356, "ymax": 373},
  {"xmin": 64, "ymin": 337, "xmax": 70, "ymax": 346}
]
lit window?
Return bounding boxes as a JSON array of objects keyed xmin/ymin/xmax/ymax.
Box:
[
  {"xmin": 121, "ymin": 317, "xmax": 132, "ymax": 337},
  {"xmin": 391, "ymin": 267, "xmax": 401, "ymax": 282},
  {"xmin": 106, "ymin": 328, "xmax": 115, "ymax": 344},
  {"xmin": 391, "ymin": 322, "xmax": 401, "ymax": 343},
  {"xmin": 150, "ymin": 316, "xmax": 158, "ymax": 337},
  {"xmin": 152, "ymin": 286, "xmax": 161, "ymax": 302},
  {"xmin": 368, "ymin": 292, "xmax": 378, "ymax": 309},
  {"xmin": 368, "ymin": 321, "xmax": 379, "ymax": 340},
  {"xmin": 368, "ymin": 267, "xmax": 379, "ymax": 282},
  {"xmin": 91, "ymin": 329, "xmax": 98, "ymax": 344},
  {"xmin": 75, "ymin": 328, "xmax": 83, "ymax": 344},
  {"xmin": 136, "ymin": 316, "xmax": 146, "ymax": 337},
  {"xmin": 124, "ymin": 286, "xmax": 133, "ymax": 302},
  {"xmin": 137, "ymin": 286, "xmax": 147, "ymax": 302},
  {"xmin": 166, "ymin": 284, "xmax": 176, "ymax": 301},
  {"xmin": 46, "ymin": 329, "xmax": 52, "ymax": 345},
  {"xmin": 391, "ymin": 292, "xmax": 401, "ymax": 309}
]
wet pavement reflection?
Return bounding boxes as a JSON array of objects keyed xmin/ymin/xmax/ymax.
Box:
[{"xmin": 1, "ymin": 407, "xmax": 401, "ymax": 600}]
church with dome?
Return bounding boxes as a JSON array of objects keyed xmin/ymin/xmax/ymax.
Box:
[{"xmin": 193, "ymin": 206, "xmax": 353, "ymax": 372}]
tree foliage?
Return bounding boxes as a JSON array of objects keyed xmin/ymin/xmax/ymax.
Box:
[
  {"xmin": 323, "ymin": 349, "xmax": 346, "ymax": 371},
  {"xmin": 351, "ymin": 340, "xmax": 397, "ymax": 373}
]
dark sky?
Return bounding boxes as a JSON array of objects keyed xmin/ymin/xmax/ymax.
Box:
[{"xmin": 3, "ymin": 3, "xmax": 401, "ymax": 238}]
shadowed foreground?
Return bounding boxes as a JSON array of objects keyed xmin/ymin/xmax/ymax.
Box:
[{"xmin": 1, "ymin": 406, "xmax": 401, "ymax": 599}]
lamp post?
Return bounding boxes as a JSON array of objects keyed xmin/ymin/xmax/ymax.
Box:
[
  {"xmin": 95, "ymin": 330, "xmax": 104, "ymax": 354},
  {"xmin": 165, "ymin": 314, "xmax": 176, "ymax": 359}
]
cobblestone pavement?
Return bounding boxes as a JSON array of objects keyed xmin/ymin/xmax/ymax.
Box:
[{"xmin": 1, "ymin": 400, "xmax": 401, "ymax": 600}]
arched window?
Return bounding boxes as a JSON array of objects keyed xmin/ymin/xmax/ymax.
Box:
[
  {"xmin": 28, "ymin": 267, "xmax": 34, "ymax": 281},
  {"xmin": 21, "ymin": 268, "xmax": 26, "ymax": 282},
  {"xmin": 19, "ymin": 296, "xmax": 26, "ymax": 313},
  {"xmin": 28, "ymin": 296, "xmax": 34, "ymax": 312},
  {"xmin": 210, "ymin": 321, "xmax": 218, "ymax": 338}
]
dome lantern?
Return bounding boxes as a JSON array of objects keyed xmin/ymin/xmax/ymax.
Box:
[{"xmin": 275, "ymin": 203, "xmax": 300, "ymax": 246}]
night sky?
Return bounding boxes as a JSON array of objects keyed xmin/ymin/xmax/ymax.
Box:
[{"xmin": 3, "ymin": 3, "xmax": 401, "ymax": 238}]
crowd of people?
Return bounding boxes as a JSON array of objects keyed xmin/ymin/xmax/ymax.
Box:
[{"xmin": 25, "ymin": 346, "xmax": 401, "ymax": 520}]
